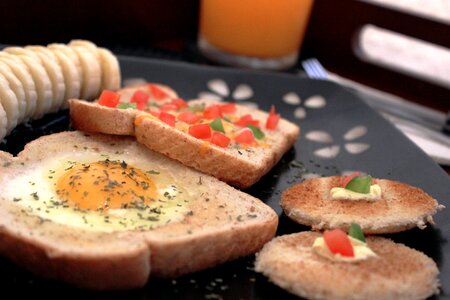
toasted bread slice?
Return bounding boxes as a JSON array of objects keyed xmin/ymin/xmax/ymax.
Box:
[
  {"xmin": 135, "ymin": 99, "xmax": 299, "ymax": 188},
  {"xmin": 281, "ymin": 176, "xmax": 443, "ymax": 234},
  {"xmin": 69, "ymin": 83, "xmax": 178, "ymax": 135},
  {"xmin": 255, "ymin": 232, "xmax": 439, "ymax": 300},
  {"xmin": 70, "ymin": 94, "xmax": 300, "ymax": 188},
  {"xmin": 0, "ymin": 131, "xmax": 277, "ymax": 290}
]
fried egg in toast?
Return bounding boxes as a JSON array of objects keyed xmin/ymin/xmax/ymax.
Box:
[{"xmin": 0, "ymin": 131, "xmax": 278, "ymax": 289}]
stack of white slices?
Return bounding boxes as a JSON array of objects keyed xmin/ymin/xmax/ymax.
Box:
[{"xmin": 0, "ymin": 39, "xmax": 121, "ymax": 140}]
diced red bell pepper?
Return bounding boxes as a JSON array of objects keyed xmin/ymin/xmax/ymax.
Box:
[
  {"xmin": 158, "ymin": 112, "xmax": 176, "ymax": 127},
  {"xmin": 235, "ymin": 128, "xmax": 255, "ymax": 144},
  {"xmin": 149, "ymin": 84, "xmax": 170, "ymax": 100},
  {"xmin": 235, "ymin": 114, "xmax": 260, "ymax": 128},
  {"xmin": 178, "ymin": 111, "xmax": 201, "ymax": 124},
  {"xmin": 189, "ymin": 123, "xmax": 211, "ymax": 139},
  {"xmin": 211, "ymin": 132, "xmax": 230, "ymax": 148},
  {"xmin": 323, "ymin": 229, "xmax": 354, "ymax": 257},
  {"xmin": 266, "ymin": 105, "xmax": 280, "ymax": 130},
  {"xmin": 341, "ymin": 172, "xmax": 362, "ymax": 187},
  {"xmin": 203, "ymin": 105, "xmax": 223, "ymax": 119},
  {"xmin": 171, "ymin": 98, "xmax": 188, "ymax": 109},
  {"xmin": 219, "ymin": 103, "xmax": 236, "ymax": 114},
  {"xmin": 98, "ymin": 90, "xmax": 120, "ymax": 107},
  {"xmin": 130, "ymin": 90, "xmax": 150, "ymax": 110}
]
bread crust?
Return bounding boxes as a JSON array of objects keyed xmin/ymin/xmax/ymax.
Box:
[
  {"xmin": 281, "ymin": 176, "xmax": 442, "ymax": 234},
  {"xmin": 69, "ymin": 83, "xmax": 178, "ymax": 136},
  {"xmin": 0, "ymin": 131, "xmax": 278, "ymax": 289},
  {"xmin": 255, "ymin": 232, "xmax": 440, "ymax": 300},
  {"xmin": 69, "ymin": 99, "xmax": 137, "ymax": 135}
]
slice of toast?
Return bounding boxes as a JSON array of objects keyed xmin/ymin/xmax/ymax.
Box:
[
  {"xmin": 255, "ymin": 232, "xmax": 440, "ymax": 300},
  {"xmin": 0, "ymin": 131, "xmax": 278, "ymax": 290},
  {"xmin": 134, "ymin": 98, "xmax": 299, "ymax": 188},
  {"xmin": 70, "ymin": 92, "xmax": 300, "ymax": 188},
  {"xmin": 281, "ymin": 176, "xmax": 443, "ymax": 234},
  {"xmin": 69, "ymin": 83, "xmax": 177, "ymax": 135}
]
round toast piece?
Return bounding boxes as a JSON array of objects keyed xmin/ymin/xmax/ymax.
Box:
[
  {"xmin": 0, "ymin": 131, "xmax": 278, "ymax": 289},
  {"xmin": 281, "ymin": 176, "xmax": 442, "ymax": 234},
  {"xmin": 255, "ymin": 232, "xmax": 439, "ymax": 300}
]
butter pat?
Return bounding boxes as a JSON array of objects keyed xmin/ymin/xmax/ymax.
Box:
[
  {"xmin": 330, "ymin": 184, "xmax": 382, "ymax": 201},
  {"xmin": 313, "ymin": 236, "xmax": 377, "ymax": 262}
]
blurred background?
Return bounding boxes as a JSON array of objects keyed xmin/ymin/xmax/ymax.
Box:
[{"xmin": 0, "ymin": 0, "xmax": 448, "ymax": 111}]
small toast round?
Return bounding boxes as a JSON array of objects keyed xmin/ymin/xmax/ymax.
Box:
[
  {"xmin": 0, "ymin": 131, "xmax": 277, "ymax": 289},
  {"xmin": 281, "ymin": 176, "xmax": 442, "ymax": 234},
  {"xmin": 255, "ymin": 232, "xmax": 439, "ymax": 300}
]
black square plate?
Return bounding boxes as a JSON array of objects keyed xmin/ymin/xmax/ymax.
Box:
[{"xmin": 1, "ymin": 56, "xmax": 449, "ymax": 299}]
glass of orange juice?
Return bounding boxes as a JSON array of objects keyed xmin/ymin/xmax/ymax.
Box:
[{"xmin": 198, "ymin": 0, "xmax": 314, "ymax": 70}]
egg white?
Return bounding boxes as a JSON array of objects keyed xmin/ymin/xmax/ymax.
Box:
[{"xmin": 2, "ymin": 152, "xmax": 191, "ymax": 232}]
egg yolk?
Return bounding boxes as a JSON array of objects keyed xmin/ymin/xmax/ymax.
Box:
[{"xmin": 56, "ymin": 160, "xmax": 157, "ymax": 210}]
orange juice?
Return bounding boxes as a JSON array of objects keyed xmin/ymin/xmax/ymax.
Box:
[{"xmin": 199, "ymin": 0, "xmax": 314, "ymax": 59}]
